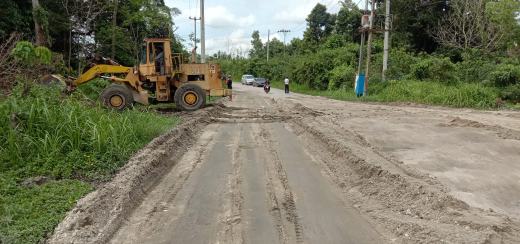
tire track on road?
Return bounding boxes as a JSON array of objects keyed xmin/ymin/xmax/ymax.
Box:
[{"xmin": 258, "ymin": 124, "xmax": 304, "ymax": 244}]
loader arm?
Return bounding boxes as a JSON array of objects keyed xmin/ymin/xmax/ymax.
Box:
[{"xmin": 74, "ymin": 65, "xmax": 137, "ymax": 88}]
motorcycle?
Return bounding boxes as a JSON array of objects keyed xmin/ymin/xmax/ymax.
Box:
[{"xmin": 263, "ymin": 84, "xmax": 271, "ymax": 94}]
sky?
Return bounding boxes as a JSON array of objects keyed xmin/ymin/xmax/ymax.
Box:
[{"xmin": 165, "ymin": 0, "xmax": 365, "ymax": 56}]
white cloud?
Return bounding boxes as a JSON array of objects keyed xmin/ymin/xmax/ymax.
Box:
[
  {"xmin": 205, "ymin": 29, "xmax": 251, "ymax": 56},
  {"xmin": 206, "ymin": 6, "xmax": 256, "ymax": 28},
  {"xmin": 273, "ymin": 1, "xmax": 317, "ymax": 24},
  {"xmin": 165, "ymin": 0, "xmax": 354, "ymax": 55}
]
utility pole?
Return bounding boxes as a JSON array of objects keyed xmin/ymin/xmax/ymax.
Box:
[
  {"xmin": 267, "ymin": 29, "xmax": 270, "ymax": 62},
  {"xmin": 277, "ymin": 29, "xmax": 291, "ymax": 56},
  {"xmin": 200, "ymin": 0, "xmax": 206, "ymax": 63},
  {"xmin": 382, "ymin": 0, "xmax": 391, "ymax": 82},
  {"xmin": 190, "ymin": 17, "xmax": 200, "ymax": 49},
  {"xmin": 190, "ymin": 17, "xmax": 200, "ymax": 62},
  {"xmin": 357, "ymin": 0, "xmax": 370, "ymax": 74},
  {"xmin": 364, "ymin": 0, "xmax": 376, "ymax": 96},
  {"xmin": 227, "ymin": 38, "xmax": 231, "ymax": 59}
]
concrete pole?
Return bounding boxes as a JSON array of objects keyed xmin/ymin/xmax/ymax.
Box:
[
  {"xmin": 200, "ymin": 0, "xmax": 206, "ymax": 63},
  {"xmin": 364, "ymin": 0, "xmax": 375, "ymax": 96},
  {"xmin": 267, "ymin": 29, "xmax": 270, "ymax": 62},
  {"xmin": 382, "ymin": 0, "xmax": 391, "ymax": 82},
  {"xmin": 357, "ymin": 0, "xmax": 370, "ymax": 74},
  {"xmin": 189, "ymin": 16, "xmax": 200, "ymax": 63}
]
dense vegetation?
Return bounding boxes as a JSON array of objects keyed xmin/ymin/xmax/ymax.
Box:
[
  {"xmin": 0, "ymin": 1, "xmax": 182, "ymax": 242},
  {"xmin": 0, "ymin": 0, "xmax": 184, "ymax": 80},
  {"xmin": 218, "ymin": 0, "xmax": 520, "ymax": 109},
  {"xmin": 0, "ymin": 81, "xmax": 179, "ymax": 243}
]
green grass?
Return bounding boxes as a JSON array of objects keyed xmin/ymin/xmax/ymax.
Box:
[
  {"xmin": 0, "ymin": 82, "xmax": 179, "ymax": 243},
  {"xmin": 273, "ymin": 79, "xmax": 501, "ymax": 109}
]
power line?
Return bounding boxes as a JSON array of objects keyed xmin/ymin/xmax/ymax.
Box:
[{"xmin": 277, "ymin": 29, "xmax": 291, "ymax": 56}]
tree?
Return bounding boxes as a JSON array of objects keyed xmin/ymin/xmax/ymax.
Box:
[
  {"xmin": 268, "ymin": 38, "xmax": 284, "ymax": 58},
  {"xmin": 286, "ymin": 38, "xmax": 304, "ymax": 55},
  {"xmin": 391, "ymin": 0, "xmax": 448, "ymax": 52},
  {"xmin": 433, "ymin": 0, "xmax": 507, "ymax": 52},
  {"xmin": 111, "ymin": 0, "xmax": 119, "ymax": 59},
  {"xmin": 0, "ymin": 1, "xmax": 33, "ymax": 40},
  {"xmin": 303, "ymin": 3, "xmax": 335, "ymax": 50},
  {"xmin": 96, "ymin": 0, "xmax": 181, "ymax": 65},
  {"xmin": 31, "ymin": 0, "xmax": 49, "ymax": 46},
  {"xmin": 249, "ymin": 30, "xmax": 264, "ymax": 58},
  {"xmin": 486, "ymin": 0, "xmax": 520, "ymax": 52},
  {"xmin": 335, "ymin": 1, "xmax": 362, "ymax": 42}
]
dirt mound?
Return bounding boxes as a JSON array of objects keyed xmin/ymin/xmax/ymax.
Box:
[
  {"xmin": 47, "ymin": 105, "xmax": 222, "ymax": 244},
  {"xmin": 442, "ymin": 117, "xmax": 488, "ymax": 128},
  {"xmin": 442, "ymin": 117, "xmax": 520, "ymax": 140},
  {"xmin": 290, "ymin": 103, "xmax": 325, "ymax": 117}
]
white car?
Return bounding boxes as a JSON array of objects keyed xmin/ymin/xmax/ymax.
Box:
[{"xmin": 241, "ymin": 75, "xmax": 255, "ymax": 85}]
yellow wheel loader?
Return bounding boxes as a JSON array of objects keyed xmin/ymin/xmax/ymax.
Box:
[{"xmin": 73, "ymin": 38, "xmax": 231, "ymax": 111}]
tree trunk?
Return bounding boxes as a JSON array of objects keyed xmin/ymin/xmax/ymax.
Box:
[
  {"xmin": 32, "ymin": 0, "xmax": 47, "ymax": 46},
  {"xmin": 111, "ymin": 0, "xmax": 119, "ymax": 59}
]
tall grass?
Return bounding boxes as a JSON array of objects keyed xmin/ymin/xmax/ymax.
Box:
[
  {"xmin": 273, "ymin": 80, "xmax": 499, "ymax": 109},
  {"xmin": 0, "ymin": 83, "xmax": 178, "ymax": 243}
]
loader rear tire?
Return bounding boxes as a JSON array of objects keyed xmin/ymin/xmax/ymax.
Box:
[
  {"xmin": 101, "ymin": 83, "xmax": 134, "ymax": 111},
  {"xmin": 174, "ymin": 84, "xmax": 206, "ymax": 111}
]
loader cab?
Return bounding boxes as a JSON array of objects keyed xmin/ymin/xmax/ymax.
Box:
[{"xmin": 139, "ymin": 38, "xmax": 174, "ymax": 77}]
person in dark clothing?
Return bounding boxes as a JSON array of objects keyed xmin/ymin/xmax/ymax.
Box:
[
  {"xmin": 226, "ymin": 76, "xmax": 232, "ymax": 89},
  {"xmin": 226, "ymin": 76, "xmax": 233, "ymax": 101}
]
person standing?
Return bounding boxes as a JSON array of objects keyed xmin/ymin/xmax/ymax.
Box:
[
  {"xmin": 226, "ymin": 76, "xmax": 233, "ymax": 101},
  {"xmin": 284, "ymin": 77, "xmax": 290, "ymax": 94}
]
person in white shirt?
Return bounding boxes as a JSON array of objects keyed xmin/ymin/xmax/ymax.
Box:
[{"xmin": 284, "ymin": 77, "xmax": 290, "ymax": 94}]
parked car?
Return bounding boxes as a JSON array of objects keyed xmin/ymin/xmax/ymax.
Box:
[
  {"xmin": 241, "ymin": 75, "xmax": 255, "ymax": 85},
  {"xmin": 252, "ymin": 78, "xmax": 267, "ymax": 87}
]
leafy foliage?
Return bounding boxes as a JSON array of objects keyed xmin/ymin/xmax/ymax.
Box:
[
  {"xmin": 0, "ymin": 83, "xmax": 178, "ymax": 242},
  {"xmin": 410, "ymin": 56, "xmax": 458, "ymax": 83},
  {"xmin": 11, "ymin": 41, "xmax": 52, "ymax": 65},
  {"xmin": 489, "ymin": 64, "xmax": 520, "ymax": 87},
  {"xmin": 303, "ymin": 3, "xmax": 335, "ymax": 50},
  {"xmin": 217, "ymin": 2, "xmax": 520, "ymax": 108}
]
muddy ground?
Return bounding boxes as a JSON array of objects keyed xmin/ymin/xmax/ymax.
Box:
[{"xmin": 49, "ymin": 85, "xmax": 520, "ymax": 244}]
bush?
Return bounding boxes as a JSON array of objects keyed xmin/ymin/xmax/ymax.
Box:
[
  {"xmin": 385, "ymin": 49, "xmax": 418, "ymax": 80},
  {"xmin": 489, "ymin": 64, "xmax": 520, "ymax": 86},
  {"xmin": 323, "ymin": 34, "xmax": 347, "ymax": 49},
  {"xmin": 501, "ymin": 84, "xmax": 520, "ymax": 102},
  {"xmin": 328, "ymin": 64, "xmax": 356, "ymax": 90},
  {"xmin": 11, "ymin": 41, "xmax": 51, "ymax": 65},
  {"xmin": 410, "ymin": 56, "xmax": 459, "ymax": 83},
  {"xmin": 456, "ymin": 51, "xmax": 497, "ymax": 83}
]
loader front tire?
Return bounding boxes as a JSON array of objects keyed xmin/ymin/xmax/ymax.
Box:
[
  {"xmin": 174, "ymin": 84, "xmax": 206, "ymax": 111},
  {"xmin": 101, "ymin": 83, "xmax": 134, "ymax": 111}
]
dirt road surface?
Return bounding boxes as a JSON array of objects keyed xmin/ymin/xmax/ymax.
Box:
[{"xmin": 51, "ymin": 85, "xmax": 520, "ymax": 244}]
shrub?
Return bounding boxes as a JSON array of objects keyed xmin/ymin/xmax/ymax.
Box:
[
  {"xmin": 328, "ymin": 64, "xmax": 356, "ymax": 90},
  {"xmin": 386, "ymin": 49, "xmax": 419, "ymax": 80},
  {"xmin": 456, "ymin": 51, "xmax": 497, "ymax": 83},
  {"xmin": 11, "ymin": 41, "xmax": 51, "ymax": 65},
  {"xmin": 410, "ymin": 56, "xmax": 459, "ymax": 83},
  {"xmin": 489, "ymin": 64, "xmax": 520, "ymax": 86},
  {"xmin": 501, "ymin": 84, "xmax": 520, "ymax": 102},
  {"xmin": 323, "ymin": 34, "xmax": 347, "ymax": 49}
]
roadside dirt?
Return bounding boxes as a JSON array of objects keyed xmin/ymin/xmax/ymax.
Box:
[{"xmin": 49, "ymin": 85, "xmax": 520, "ymax": 244}]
